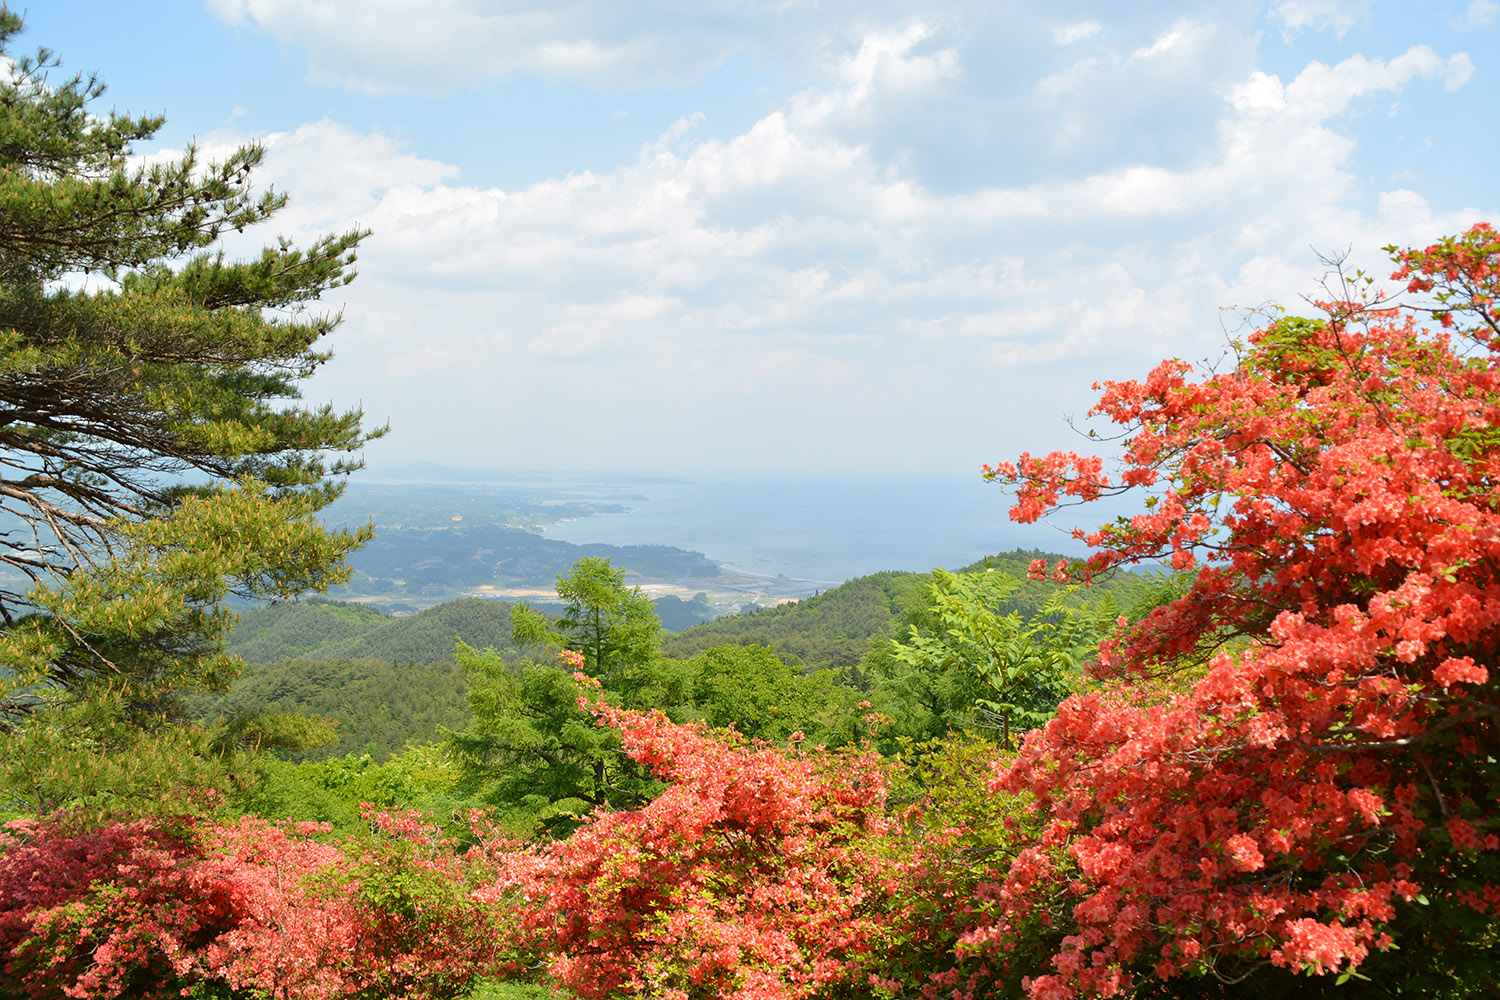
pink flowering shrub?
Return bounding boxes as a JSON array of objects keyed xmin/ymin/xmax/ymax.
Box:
[
  {"xmin": 0, "ymin": 809, "xmax": 506, "ymax": 1000},
  {"xmin": 483, "ymin": 668, "xmax": 906, "ymax": 1000},
  {"xmin": 0, "ymin": 813, "xmax": 216, "ymax": 999}
]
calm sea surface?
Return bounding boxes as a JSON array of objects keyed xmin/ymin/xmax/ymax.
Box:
[{"xmin": 540, "ymin": 475, "xmax": 1116, "ymax": 588}]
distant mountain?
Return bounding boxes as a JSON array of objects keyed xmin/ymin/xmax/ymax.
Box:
[
  {"xmin": 320, "ymin": 598, "xmax": 522, "ymax": 662},
  {"xmin": 214, "ymin": 598, "xmax": 529, "ymax": 761},
  {"xmin": 319, "ymin": 481, "xmax": 632, "ymax": 532}
]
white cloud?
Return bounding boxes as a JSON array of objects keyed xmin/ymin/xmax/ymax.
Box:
[
  {"xmin": 1231, "ymin": 71, "xmax": 1288, "ymax": 113},
  {"xmin": 1455, "ymin": 0, "xmax": 1498, "ymax": 30},
  {"xmin": 206, "ymin": 0, "xmax": 953, "ymax": 92},
  {"xmin": 839, "ymin": 23, "xmax": 960, "ymax": 101},
  {"xmin": 1272, "ymin": 0, "xmax": 1373, "ymax": 39},
  {"xmin": 259, "ymin": 46, "xmax": 1476, "ymax": 336},
  {"xmin": 1052, "ymin": 20, "xmax": 1102, "ymax": 45},
  {"xmin": 531, "ymin": 295, "xmax": 680, "ymax": 358},
  {"xmin": 1131, "ymin": 28, "xmax": 1185, "ymax": 61},
  {"xmin": 1280, "ymin": 46, "xmax": 1473, "ymax": 118},
  {"xmin": 1030, "ymin": 16, "xmax": 1259, "ymax": 165},
  {"xmin": 192, "ymin": 14, "xmax": 1493, "ymax": 473}
]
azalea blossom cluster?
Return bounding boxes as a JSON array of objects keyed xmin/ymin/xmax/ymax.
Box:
[
  {"xmin": 0, "ymin": 809, "xmax": 506, "ymax": 999},
  {"xmin": 979, "ymin": 223, "xmax": 1500, "ymax": 996}
]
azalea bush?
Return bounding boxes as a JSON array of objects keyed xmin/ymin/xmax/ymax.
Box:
[
  {"xmin": 0, "ymin": 808, "xmax": 507, "ymax": 999},
  {"xmin": 0, "ymin": 813, "xmax": 214, "ymax": 999},
  {"xmin": 973, "ymin": 223, "xmax": 1500, "ymax": 997},
  {"xmin": 485, "ymin": 656, "xmax": 906, "ymax": 1000},
  {"xmin": 0, "ymin": 658, "xmax": 916, "ymax": 1000}
]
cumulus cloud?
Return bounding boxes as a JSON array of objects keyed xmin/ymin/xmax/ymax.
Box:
[
  {"xmin": 1281, "ymin": 46, "xmax": 1474, "ymax": 116},
  {"xmin": 1029, "ymin": 16, "xmax": 1260, "ymax": 167},
  {"xmin": 189, "ymin": 8, "xmax": 1492, "ymax": 472}
]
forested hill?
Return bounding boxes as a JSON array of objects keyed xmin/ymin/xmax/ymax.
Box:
[
  {"xmin": 211, "ymin": 551, "xmax": 1144, "ymax": 761},
  {"xmin": 659, "ymin": 549, "xmax": 1149, "ymax": 670},
  {"xmin": 229, "ymin": 592, "xmax": 711, "ymax": 668},
  {"xmin": 207, "ymin": 600, "xmax": 528, "ymax": 759},
  {"xmin": 193, "ymin": 656, "xmax": 472, "ymax": 761},
  {"xmin": 332, "ymin": 524, "xmax": 723, "ymax": 601},
  {"xmin": 660, "ymin": 571, "xmax": 927, "ymax": 667},
  {"xmin": 229, "ymin": 598, "xmax": 520, "ymax": 664}
]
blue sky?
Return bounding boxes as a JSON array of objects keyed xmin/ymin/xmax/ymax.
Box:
[{"xmin": 20, "ymin": 0, "xmax": 1500, "ymax": 478}]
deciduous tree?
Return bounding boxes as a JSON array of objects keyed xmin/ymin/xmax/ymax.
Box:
[
  {"xmin": 888, "ymin": 569, "xmax": 1113, "ymax": 747},
  {"xmin": 446, "ymin": 643, "xmax": 658, "ymax": 837},
  {"xmin": 551, "ymin": 556, "xmax": 661, "ymax": 679}
]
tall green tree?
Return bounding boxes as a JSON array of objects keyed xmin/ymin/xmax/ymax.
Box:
[
  {"xmin": 0, "ymin": 13, "xmax": 380, "ymax": 808},
  {"xmin": 512, "ymin": 556, "xmax": 660, "ymax": 679}
]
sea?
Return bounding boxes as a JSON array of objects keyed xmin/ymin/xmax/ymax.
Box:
[{"xmin": 538, "ymin": 474, "xmax": 1126, "ymax": 589}]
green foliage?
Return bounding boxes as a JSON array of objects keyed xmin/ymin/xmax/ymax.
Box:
[
  {"xmin": 198, "ymin": 598, "xmax": 528, "ymax": 764},
  {"xmin": 553, "ymin": 556, "xmax": 661, "ymax": 678},
  {"xmin": 191, "ymin": 656, "xmax": 471, "ymax": 762},
  {"xmin": 235, "ymin": 742, "xmax": 470, "ymax": 837},
  {"xmin": 690, "ymin": 644, "xmax": 803, "ymax": 738},
  {"xmin": 508, "ymin": 602, "xmax": 555, "ymax": 651},
  {"xmin": 227, "ymin": 597, "xmax": 521, "ymax": 665},
  {"xmin": 661, "ymin": 553, "xmax": 1123, "ymax": 675},
  {"xmin": 886, "ymin": 569, "xmax": 1118, "ymax": 746},
  {"xmin": 445, "ymin": 643, "xmax": 659, "ymax": 838},
  {"xmin": 225, "ymin": 598, "xmax": 389, "ymax": 662},
  {"xmin": 211, "ymin": 708, "xmax": 337, "ymax": 756},
  {"xmin": 325, "ymin": 598, "xmax": 523, "ymax": 662},
  {"xmin": 608, "ymin": 654, "xmax": 697, "ymax": 717},
  {"xmin": 465, "ymin": 981, "xmax": 571, "ymax": 1000},
  {"xmin": 686, "ymin": 644, "xmax": 861, "ymax": 745},
  {"xmin": 0, "ymin": 691, "xmax": 243, "ymax": 816},
  {"xmin": 876, "ymin": 733, "xmax": 1064, "ymax": 998},
  {"xmin": 0, "ymin": 13, "xmax": 379, "ymax": 808}
]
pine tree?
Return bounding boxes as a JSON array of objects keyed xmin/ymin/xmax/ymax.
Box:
[{"xmin": 0, "ymin": 12, "xmax": 382, "ymax": 808}]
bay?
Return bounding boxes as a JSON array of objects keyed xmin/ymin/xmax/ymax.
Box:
[{"xmin": 540, "ymin": 474, "xmax": 1107, "ymax": 588}]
